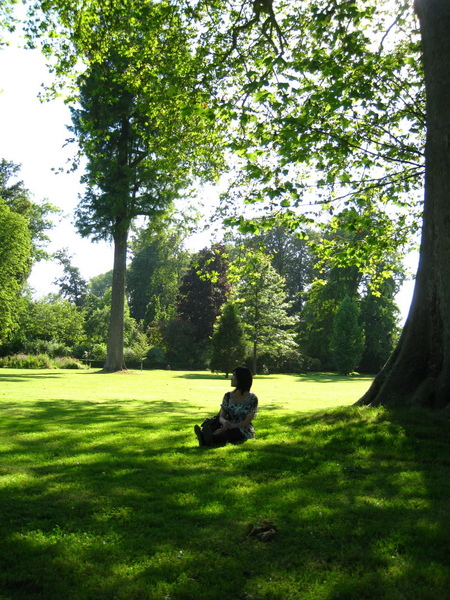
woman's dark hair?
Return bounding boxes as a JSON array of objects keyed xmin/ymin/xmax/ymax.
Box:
[{"xmin": 233, "ymin": 367, "xmax": 253, "ymax": 393}]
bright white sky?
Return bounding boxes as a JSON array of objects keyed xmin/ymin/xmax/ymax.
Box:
[
  {"xmin": 0, "ymin": 42, "xmax": 114, "ymax": 295},
  {"xmin": 0, "ymin": 31, "xmax": 418, "ymax": 323}
]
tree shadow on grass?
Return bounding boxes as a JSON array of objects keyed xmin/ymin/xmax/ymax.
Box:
[
  {"xmin": 0, "ymin": 372, "xmax": 65, "ymax": 383},
  {"xmin": 174, "ymin": 372, "xmax": 372, "ymax": 387},
  {"xmin": 0, "ymin": 402, "xmax": 449, "ymax": 600},
  {"xmin": 250, "ymin": 407, "xmax": 450, "ymax": 598},
  {"xmin": 176, "ymin": 372, "xmax": 279, "ymax": 382},
  {"xmin": 291, "ymin": 372, "xmax": 374, "ymax": 384},
  {"xmin": 174, "ymin": 372, "xmax": 229, "ymax": 380}
]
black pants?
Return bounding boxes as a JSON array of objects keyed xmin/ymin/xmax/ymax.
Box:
[{"xmin": 209, "ymin": 426, "xmax": 246, "ymax": 446}]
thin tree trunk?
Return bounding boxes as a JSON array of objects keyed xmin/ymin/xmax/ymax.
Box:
[
  {"xmin": 103, "ymin": 224, "xmax": 128, "ymax": 372},
  {"xmin": 356, "ymin": 0, "xmax": 450, "ymax": 410}
]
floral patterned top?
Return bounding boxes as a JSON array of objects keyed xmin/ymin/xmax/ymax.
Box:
[{"xmin": 221, "ymin": 391, "xmax": 258, "ymax": 439}]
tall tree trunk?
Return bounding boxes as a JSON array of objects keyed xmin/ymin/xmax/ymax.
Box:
[
  {"xmin": 356, "ymin": 0, "xmax": 450, "ymax": 410},
  {"xmin": 103, "ymin": 225, "xmax": 128, "ymax": 372}
]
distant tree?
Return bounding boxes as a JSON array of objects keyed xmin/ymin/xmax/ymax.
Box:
[
  {"xmin": 0, "ymin": 198, "xmax": 31, "ymax": 344},
  {"xmin": 331, "ymin": 296, "xmax": 365, "ymax": 375},
  {"xmin": 64, "ymin": 2, "xmax": 224, "ymax": 372},
  {"xmin": 232, "ymin": 226, "xmax": 319, "ymax": 314},
  {"xmin": 232, "ymin": 250, "xmax": 297, "ymax": 374},
  {"xmin": 82, "ymin": 287, "xmax": 138, "ymax": 350},
  {"xmin": 298, "ymin": 217, "xmax": 404, "ymax": 370},
  {"xmin": 88, "ymin": 271, "xmax": 113, "ymax": 299},
  {"xmin": 298, "ymin": 265, "xmax": 360, "ymax": 369},
  {"xmin": 80, "ymin": 292, "xmax": 110, "ymax": 346},
  {"xmin": 359, "ymin": 279, "xmax": 401, "ymax": 373},
  {"xmin": 210, "ymin": 302, "xmax": 247, "ymax": 377},
  {"xmin": 162, "ymin": 318, "xmax": 199, "ymax": 367},
  {"xmin": 299, "ymin": 272, "xmax": 401, "ymax": 373},
  {"xmin": 0, "ymin": 159, "xmax": 57, "ymax": 262},
  {"xmin": 54, "ymin": 249, "xmax": 88, "ymax": 307},
  {"xmin": 128, "ymin": 244, "xmax": 163, "ymax": 322},
  {"xmin": 175, "ymin": 245, "xmax": 230, "ymax": 361},
  {"xmin": 20, "ymin": 295, "xmax": 87, "ymax": 352},
  {"xmin": 127, "ymin": 227, "xmax": 189, "ymax": 325},
  {"xmin": 262, "ymin": 228, "xmax": 319, "ymax": 314}
]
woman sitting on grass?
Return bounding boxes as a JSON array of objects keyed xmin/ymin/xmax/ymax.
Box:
[{"xmin": 194, "ymin": 367, "xmax": 258, "ymax": 447}]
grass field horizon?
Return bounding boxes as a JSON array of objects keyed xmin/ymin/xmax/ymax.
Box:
[{"xmin": 1, "ymin": 369, "xmax": 449, "ymax": 600}]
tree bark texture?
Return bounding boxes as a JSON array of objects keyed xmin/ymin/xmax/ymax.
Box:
[
  {"xmin": 103, "ymin": 225, "xmax": 128, "ymax": 372},
  {"xmin": 356, "ymin": 0, "xmax": 450, "ymax": 409}
]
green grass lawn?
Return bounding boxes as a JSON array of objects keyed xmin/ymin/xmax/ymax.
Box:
[{"xmin": 0, "ymin": 369, "xmax": 449, "ymax": 600}]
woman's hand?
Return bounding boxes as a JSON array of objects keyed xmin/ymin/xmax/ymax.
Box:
[{"xmin": 221, "ymin": 419, "xmax": 233, "ymax": 429}]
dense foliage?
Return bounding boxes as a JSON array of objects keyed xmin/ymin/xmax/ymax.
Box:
[
  {"xmin": 231, "ymin": 249, "xmax": 297, "ymax": 373},
  {"xmin": 210, "ymin": 301, "xmax": 247, "ymax": 377},
  {"xmin": 0, "ymin": 199, "xmax": 31, "ymax": 343},
  {"xmin": 331, "ymin": 295, "xmax": 365, "ymax": 375},
  {"xmin": 174, "ymin": 245, "xmax": 230, "ymax": 363},
  {"xmin": 0, "ymin": 160, "xmax": 56, "ymax": 345},
  {"xmin": 127, "ymin": 223, "xmax": 190, "ymax": 326},
  {"xmin": 0, "ymin": 211, "xmax": 403, "ymax": 374}
]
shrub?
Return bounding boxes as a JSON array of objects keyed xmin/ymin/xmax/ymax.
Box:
[
  {"xmin": 91, "ymin": 343, "xmax": 107, "ymax": 360},
  {"xmin": 147, "ymin": 346, "xmax": 166, "ymax": 365},
  {"xmin": 53, "ymin": 357, "xmax": 88, "ymax": 370},
  {"xmin": 309, "ymin": 357, "xmax": 322, "ymax": 372},
  {"xmin": 33, "ymin": 340, "xmax": 72, "ymax": 358},
  {"xmin": 70, "ymin": 344, "xmax": 92, "ymax": 360},
  {"xmin": 124, "ymin": 331, "xmax": 151, "ymax": 363},
  {"xmin": 249, "ymin": 348, "xmax": 311, "ymax": 374},
  {"xmin": 0, "ymin": 354, "xmax": 52, "ymax": 369},
  {"xmin": 0, "ymin": 354, "xmax": 88, "ymax": 370}
]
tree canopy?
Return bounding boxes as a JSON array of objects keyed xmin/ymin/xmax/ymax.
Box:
[
  {"xmin": 29, "ymin": 0, "xmax": 226, "ymax": 371},
  {"xmin": 0, "ymin": 159, "xmax": 57, "ymax": 262},
  {"xmin": 210, "ymin": 301, "xmax": 246, "ymax": 377},
  {"xmin": 54, "ymin": 249, "xmax": 88, "ymax": 307},
  {"xmin": 0, "ymin": 0, "xmax": 17, "ymax": 45},
  {"xmin": 331, "ymin": 295, "xmax": 365, "ymax": 376},
  {"xmin": 231, "ymin": 249, "xmax": 297, "ymax": 374},
  {"xmin": 20, "ymin": 1, "xmax": 424, "ymax": 268},
  {"xmin": 217, "ymin": 0, "xmax": 423, "ymax": 272},
  {"xmin": 176, "ymin": 245, "xmax": 230, "ymax": 353},
  {"xmin": 0, "ymin": 199, "xmax": 31, "ymax": 343},
  {"xmin": 0, "ymin": 159, "xmax": 56, "ymax": 345}
]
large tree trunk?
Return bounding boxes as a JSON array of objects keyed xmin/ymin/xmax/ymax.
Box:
[
  {"xmin": 356, "ymin": 0, "xmax": 450, "ymax": 409},
  {"xmin": 103, "ymin": 225, "xmax": 128, "ymax": 372}
]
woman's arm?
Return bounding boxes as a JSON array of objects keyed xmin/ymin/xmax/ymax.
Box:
[
  {"xmin": 220, "ymin": 407, "xmax": 242, "ymax": 430},
  {"xmin": 219, "ymin": 393, "xmax": 231, "ymax": 427},
  {"xmin": 229, "ymin": 411, "xmax": 255, "ymax": 429},
  {"xmin": 219, "ymin": 408, "xmax": 228, "ymax": 426}
]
